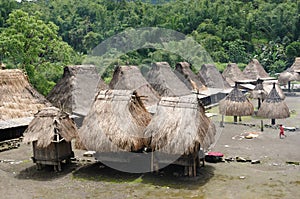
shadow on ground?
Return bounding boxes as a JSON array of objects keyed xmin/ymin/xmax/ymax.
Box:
[
  {"xmin": 72, "ymin": 162, "xmax": 215, "ymax": 190},
  {"xmin": 15, "ymin": 162, "xmax": 80, "ymax": 181}
]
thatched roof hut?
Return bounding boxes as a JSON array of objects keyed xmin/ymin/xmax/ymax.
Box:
[
  {"xmin": 47, "ymin": 65, "xmax": 106, "ymax": 116},
  {"xmin": 219, "ymin": 84, "xmax": 254, "ymax": 119},
  {"xmin": 144, "ymin": 94, "xmax": 216, "ymax": 155},
  {"xmin": 109, "ymin": 65, "xmax": 160, "ymax": 108},
  {"xmin": 263, "ymin": 82, "xmax": 285, "ymax": 100},
  {"xmin": 198, "ymin": 64, "xmax": 231, "ymax": 89},
  {"xmin": 79, "ymin": 90, "xmax": 152, "ymax": 152},
  {"xmin": 257, "ymin": 83, "xmax": 290, "ymax": 124},
  {"xmin": 278, "ymin": 58, "xmax": 300, "ymax": 90},
  {"xmin": 174, "ymin": 62, "xmax": 206, "ymax": 92},
  {"xmin": 243, "ymin": 59, "xmax": 269, "ymax": 80},
  {"xmin": 222, "ymin": 63, "xmax": 246, "ymax": 87},
  {"xmin": 0, "ymin": 69, "xmax": 50, "ymax": 120},
  {"xmin": 290, "ymin": 57, "xmax": 300, "ymax": 71},
  {"xmin": 145, "ymin": 62, "xmax": 191, "ymax": 97},
  {"xmin": 23, "ymin": 107, "xmax": 78, "ymax": 148}
]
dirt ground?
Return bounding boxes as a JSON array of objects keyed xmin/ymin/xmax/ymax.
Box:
[{"xmin": 0, "ymin": 94, "xmax": 299, "ymax": 199}]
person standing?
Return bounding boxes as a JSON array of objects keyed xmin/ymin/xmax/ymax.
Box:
[{"xmin": 279, "ymin": 124, "xmax": 286, "ymax": 139}]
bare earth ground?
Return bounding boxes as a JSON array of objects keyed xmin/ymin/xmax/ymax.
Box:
[{"xmin": 0, "ymin": 95, "xmax": 299, "ymax": 199}]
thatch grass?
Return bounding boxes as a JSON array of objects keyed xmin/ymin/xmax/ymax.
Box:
[
  {"xmin": 198, "ymin": 64, "xmax": 231, "ymax": 89},
  {"xmin": 257, "ymin": 84, "xmax": 290, "ymax": 119},
  {"xmin": 243, "ymin": 59, "xmax": 269, "ymax": 80},
  {"xmin": 47, "ymin": 65, "xmax": 105, "ymax": 115},
  {"xmin": 222, "ymin": 63, "xmax": 246, "ymax": 87},
  {"xmin": 79, "ymin": 90, "xmax": 152, "ymax": 152},
  {"xmin": 278, "ymin": 58, "xmax": 300, "ymax": 85},
  {"xmin": 143, "ymin": 94, "xmax": 216, "ymax": 155},
  {"xmin": 219, "ymin": 86, "xmax": 254, "ymax": 116},
  {"xmin": 109, "ymin": 65, "xmax": 160, "ymax": 107},
  {"xmin": 249, "ymin": 80, "xmax": 268, "ymax": 100},
  {"xmin": 0, "ymin": 69, "xmax": 50, "ymax": 120},
  {"xmin": 174, "ymin": 62, "xmax": 206, "ymax": 92},
  {"xmin": 145, "ymin": 62, "xmax": 191, "ymax": 97},
  {"xmin": 23, "ymin": 107, "xmax": 78, "ymax": 148}
]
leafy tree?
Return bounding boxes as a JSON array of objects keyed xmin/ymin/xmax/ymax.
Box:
[{"xmin": 0, "ymin": 10, "xmax": 77, "ymax": 95}]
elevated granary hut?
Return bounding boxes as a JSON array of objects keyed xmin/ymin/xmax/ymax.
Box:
[
  {"xmin": 219, "ymin": 84, "xmax": 254, "ymax": 123},
  {"xmin": 174, "ymin": 62, "xmax": 206, "ymax": 92},
  {"xmin": 257, "ymin": 83, "xmax": 290, "ymax": 125},
  {"xmin": 0, "ymin": 69, "xmax": 50, "ymax": 120},
  {"xmin": 198, "ymin": 64, "xmax": 231, "ymax": 89},
  {"xmin": 222, "ymin": 63, "xmax": 246, "ymax": 87},
  {"xmin": 109, "ymin": 65, "xmax": 160, "ymax": 108},
  {"xmin": 243, "ymin": 59, "xmax": 269, "ymax": 80},
  {"xmin": 145, "ymin": 62, "xmax": 191, "ymax": 97},
  {"xmin": 278, "ymin": 57, "xmax": 300, "ymax": 91},
  {"xmin": 144, "ymin": 94, "xmax": 216, "ymax": 176},
  {"xmin": 79, "ymin": 90, "xmax": 152, "ymax": 153},
  {"xmin": 23, "ymin": 107, "xmax": 78, "ymax": 171},
  {"xmin": 47, "ymin": 65, "xmax": 105, "ymax": 126}
]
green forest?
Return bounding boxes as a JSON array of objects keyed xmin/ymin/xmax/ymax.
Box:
[{"xmin": 0, "ymin": 0, "xmax": 300, "ymax": 95}]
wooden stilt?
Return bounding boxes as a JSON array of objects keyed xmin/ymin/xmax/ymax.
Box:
[
  {"xmin": 271, "ymin": 118, "xmax": 276, "ymax": 125},
  {"xmin": 234, "ymin": 116, "xmax": 237, "ymax": 123}
]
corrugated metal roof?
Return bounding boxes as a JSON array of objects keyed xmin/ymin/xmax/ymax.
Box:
[{"xmin": 0, "ymin": 117, "xmax": 33, "ymax": 130}]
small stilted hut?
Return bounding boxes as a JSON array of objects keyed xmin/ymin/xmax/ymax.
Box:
[
  {"xmin": 47, "ymin": 65, "xmax": 105, "ymax": 127},
  {"xmin": 174, "ymin": 62, "xmax": 206, "ymax": 92},
  {"xmin": 222, "ymin": 63, "xmax": 246, "ymax": 87},
  {"xmin": 23, "ymin": 107, "xmax": 78, "ymax": 171},
  {"xmin": 249, "ymin": 79, "xmax": 268, "ymax": 109},
  {"xmin": 144, "ymin": 94, "xmax": 216, "ymax": 177},
  {"xmin": 243, "ymin": 59, "xmax": 269, "ymax": 80},
  {"xmin": 79, "ymin": 89, "xmax": 152, "ymax": 153},
  {"xmin": 257, "ymin": 83, "xmax": 290, "ymax": 125},
  {"xmin": 109, "ymin": 65, "xmax": 160, "ymax": 110},
  {"xmin": 219, "ymin": 84, "xmax": 254, "ymax": 124},
  {"xmin": 197, "ymin": 64, "xmax": 231, "ymax": 89},
  {"xmin": 145, "ymin": 62, "xmax": 191, "ymax": 97},
  {"xmin": 278, "ymin": 58, "xmax": 300, "ymax": 91}
]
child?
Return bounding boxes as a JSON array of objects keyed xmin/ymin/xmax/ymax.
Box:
[{"xmin": 279, "ymin": 124, "xmax": 286, "ymax": 139}]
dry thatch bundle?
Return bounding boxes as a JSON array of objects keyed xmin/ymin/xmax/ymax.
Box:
[
  {"xmin": 174, "ymin": 62, "xmax": 206, "ymax": 92},
  {"xmin": 0, "ymin": 69, "xmax": 50, "ymax": 120},
  {"xmin": 219, "ymin": 86, "xmax": 254, "ymax": 116},
  {"xmin": 47, "ymin": 65, "xmax": 105, "ymax": 116},
  {"xmin": 198, "ymin": 64, "xmax": 231, "ymax": 89},
  {"xmin": 145, "ymin": 62, "xmax": 191, "ymax": 97},
  {"xmin": 79, "ymin": 90, "xmax": 152, "ymax": 152},
  {"xmin": 222, "ymin": 63, "xmax": 246, "ymax": 87},
  {"xmin": 144, "ymin": 94, "xmax": 216, "ymax": 155},
  {"xmin": 257, "ymin": 84, "xmax": 290, "ymax": 119},
  {"xmin": 109, "ymin": 65, "xmax": 160, "ymax": 107},
  {"xmin": 23, "ymin": 107, "xmax": 78, "ymax": 148},
  {"xmin": 243, "ymin": 59, "xmax": 269, "ymax": 80},
  {"xmin": 290, "ymin": 57, "xmax": 300, "ymax": 71}
]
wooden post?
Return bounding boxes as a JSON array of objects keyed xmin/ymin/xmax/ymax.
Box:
[
  {"xmin": 271, "ymin": 118, "xmax": 276, "ymax": 125},
  {"xmin": 258, "ymin": 98, "xmax": 261, "ymax": 109},
  {"xmin": 288, "ymin": 81, "xmax": 291, "ymax": 92},
  {"xmin": 261, "ymin": 120, "xmax": 264, "ymax": 131},
  {"xmin": 233, "ymin": 116, "xmax": 237, "ymax": 123},
  {"xmin": 220, "ymin": 114, "xmax": 224, "ymax": 127},
  {"xmin": 239, "ymin": 116, "xmax": 242, "ymax": 122}
]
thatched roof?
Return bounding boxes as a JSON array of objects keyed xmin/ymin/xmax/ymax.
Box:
[
  {"xmin": 290, "ymin": 57, "xmax": 300, "ymax": 71},
  {"xmin": 243, "ymin": 59, "xmax": 269, "ymax": 80},
  {"xmin": 257, "ymin": 84, "xmax": 290, "ymax": 119},
  {"xmin": 47, "ymin": 65, "xmax": 105, "ymax": 116},
  {"xmin": 78, "ymin": 90, "xmax": 152, "ymax": 152},
  {"xmin": 219, "ymin": 85, "xmax": 254, "ymax": 116},
  {"xmin": 263, "ymin": 82, "xmax": 285, "ymax": 100},
  {"xmin": 143, "ymin": 94, "xmax": 216, "ymax": 155},
  {"xmin": 249, "ymin": 79, "xmax": 268, "ymax": 100},
  {"xmin": 109, "ymin": 65, "xmax": 160, "ymax": 107},
  {"xmin": 145, "ymin": 62, "xmax": 191, "ymax": 97},
  {"xmin": 198, "ymin": 64, "xmax": 231, "ymax": 89},
  {"xmin": 222, "ymin": 63, "xmax": 246, "ymax": 87},
  {"xmin": 0, "ymin": 69, "xmax": 50, "ymax": 120},
  {"xmin": 23, "ymin": 107, "xmax": 78, "ymax": 148},
  {"xmin": 174, "ymin": 62, "xmax": 206, "ymax": 92},
  {"xmin": 278, "ymin": 58, "xmax": 300, "ymax": 84}
]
